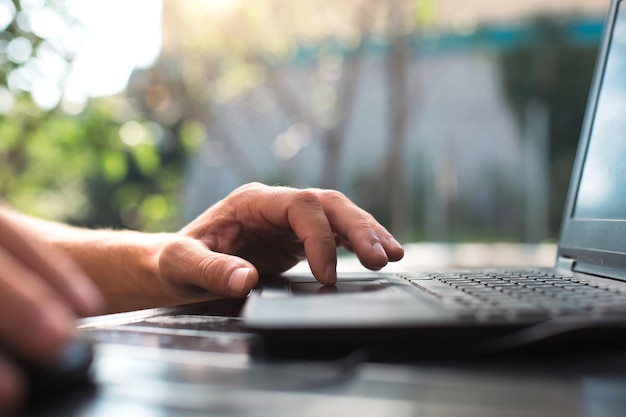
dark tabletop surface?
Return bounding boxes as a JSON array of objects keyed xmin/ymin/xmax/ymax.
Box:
[
  {"xmin": 16, "ymin": 296, "xmax": 626, "ymax": 417},
  {"xmin": 18, "ymin": 244, "xmax": 626, "ymax": 417}
]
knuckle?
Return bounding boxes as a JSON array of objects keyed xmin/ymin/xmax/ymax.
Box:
[
  {"xmin": 197, "ymin": 255, "xmax": 220, "ymax": 279},
  {"xmin": 318, "ymin": 234, "xmax": 340, "ymax": 246},
  {"xmin": 158, "ymin": 239, "xmax": 188, "ymax": 268},
  {"xmin": 356, "ymin": 218, "xmax": 376, "ymax": 230},
  {"xmin": 245, "ymin": 181, "xmax": 265, "ymax": 189},
  {"xmin": 322, "ymin": 189, "xmax": 348, "ymax": 203},
  {"xmin": 293, "ymin": 189, "xmax": 322, "ymax": 206},
  {"xmin": 234, "ymin": 182, "xmax": 265, "ymax": 194},
  {"xmin": 349, "ymin": 220, "xmax": 379, "ymax": 240},
  {"xmin": 320, "ymin": 189, "xmax": 357, "ymax": 212},
  {"xmin": 196, "ymin": 255, "xmax": 233, "ymax": 289}
]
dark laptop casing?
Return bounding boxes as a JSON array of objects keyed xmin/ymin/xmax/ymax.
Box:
[{"xmin": 243, "ymin": 0, "xmax": 626, "ymax": 358}]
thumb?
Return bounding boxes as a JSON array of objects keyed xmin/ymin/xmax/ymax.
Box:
[{"xmin": 158, "ymin": 238, "xmax": 258, "ymax": 298}]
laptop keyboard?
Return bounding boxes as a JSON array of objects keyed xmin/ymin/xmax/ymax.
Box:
[{"xmin": 399, "ymin": 270, "xmax": 626, "ymax": 322}]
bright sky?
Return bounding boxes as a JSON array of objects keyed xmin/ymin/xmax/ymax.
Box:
[
  {"xmin": 64, "ymin": 0, "xmax": 163, "ymax": 99},
  {"xmin": 0, "ymin": 0, "xmax": 163, "ymax": 110}
]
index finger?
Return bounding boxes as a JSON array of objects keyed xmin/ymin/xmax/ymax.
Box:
[
  {"xmin": 283, "ymin": 190, "xmax": 339, "ymax": 285},
  {"xmin": 248, "ymin": 187, "xmax": 338, "ymax": 285},
  {"xmin": 318, "ymin": 190, "xmax": 405, "ymax": 268},
  {"xmin": 253, "ymin": 187, "xmax": 404, "ymax": 283}
]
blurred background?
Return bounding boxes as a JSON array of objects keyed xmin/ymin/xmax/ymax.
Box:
[{"xmin": 0, "ymin": 0, "xmax": 607, "ymax": 244}]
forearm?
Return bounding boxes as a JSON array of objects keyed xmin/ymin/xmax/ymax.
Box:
[
  {"xmin": 53, "ymin": 230, "xmax": 179, "ymax": 313},
  {"xmin": 0, "ymin": 206, "xmax": 199, "ymax": 313}
]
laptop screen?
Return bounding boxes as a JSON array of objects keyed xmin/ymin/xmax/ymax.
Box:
[
  {"xmin": 574, "ymin": 0, "xmax": 626, "ymax": 220},
  {"xmin": 558, "ymin": 0, "xmax": 626, "ymax": 274}
]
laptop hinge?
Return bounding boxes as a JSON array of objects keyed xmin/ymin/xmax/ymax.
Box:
[{"xmin": 556, "ymin": 256, "xmax": 576, "ymax": 271}]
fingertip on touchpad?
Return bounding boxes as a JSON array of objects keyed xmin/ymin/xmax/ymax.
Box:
[{"xmin": 290, "ymin": 280, "xmax": 390, "ymax": 295}]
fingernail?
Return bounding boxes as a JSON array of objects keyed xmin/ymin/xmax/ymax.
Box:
[
  {"xmin": 228, "ymin": 267, "xmax": 252, "ymax": 294},
  {"xmin": 389, "ymin": 237, "xmax": 403, "ymax": 249},
  {"xmin": 387, "ymin": 237, "xmax": 405, "ymax": 261},
  {"xmin": 324, "ymin": 261, "xmax": 337, "ymax": 284},
  {"xmin": 373, "ymin": 241, "xmax": 387, "ymax": 258}
]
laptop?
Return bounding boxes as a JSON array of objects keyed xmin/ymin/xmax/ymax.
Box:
[{"xmin": 243, "ymin": 0, "xmax": 626, "ymax": 358}]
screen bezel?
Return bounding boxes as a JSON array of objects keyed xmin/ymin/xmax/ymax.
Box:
[{"xmin": 557, "ymin": 0, "xmax": 626, "ymax": 275}]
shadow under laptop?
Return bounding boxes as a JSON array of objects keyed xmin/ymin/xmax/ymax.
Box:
[{"xmin": 248, "ymin": 316, "xmax": 626, "ymax": 364}]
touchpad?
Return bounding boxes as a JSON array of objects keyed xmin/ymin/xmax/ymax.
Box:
[{"xmin": 289, "ymin": 280, "xmax": 390, "ymax": 295}]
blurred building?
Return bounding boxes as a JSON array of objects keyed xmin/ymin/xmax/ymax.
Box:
[
  {"xmin": 151, "ymin": 0, "xmax": 607, "ymax": 242},
  {"xmin": 432, "ymin": 0, "xmax": 605, "ymax": 29}
]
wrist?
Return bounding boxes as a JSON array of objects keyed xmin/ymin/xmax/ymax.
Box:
[{"xmin": 58, "ymin": 231, "xmax": 180, "ymax": 313}]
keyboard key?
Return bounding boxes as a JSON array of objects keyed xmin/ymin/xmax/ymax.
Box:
[{"xmin": 398, "ymin": 269, "xmax": 626, "ymax": 322}]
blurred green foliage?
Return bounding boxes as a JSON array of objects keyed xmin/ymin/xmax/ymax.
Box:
[
  {"xmin": 0, "ymin": 0, "xmax": 187, "ymax": 231},
  {"xmin": 0, "ymin": 93, "xmax": 186, "ymax": 231}
]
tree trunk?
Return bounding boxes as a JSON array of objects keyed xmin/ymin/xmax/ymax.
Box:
[{"xmin": 383, "ymin": 0, "xmax": 413, "ymax": 240}]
